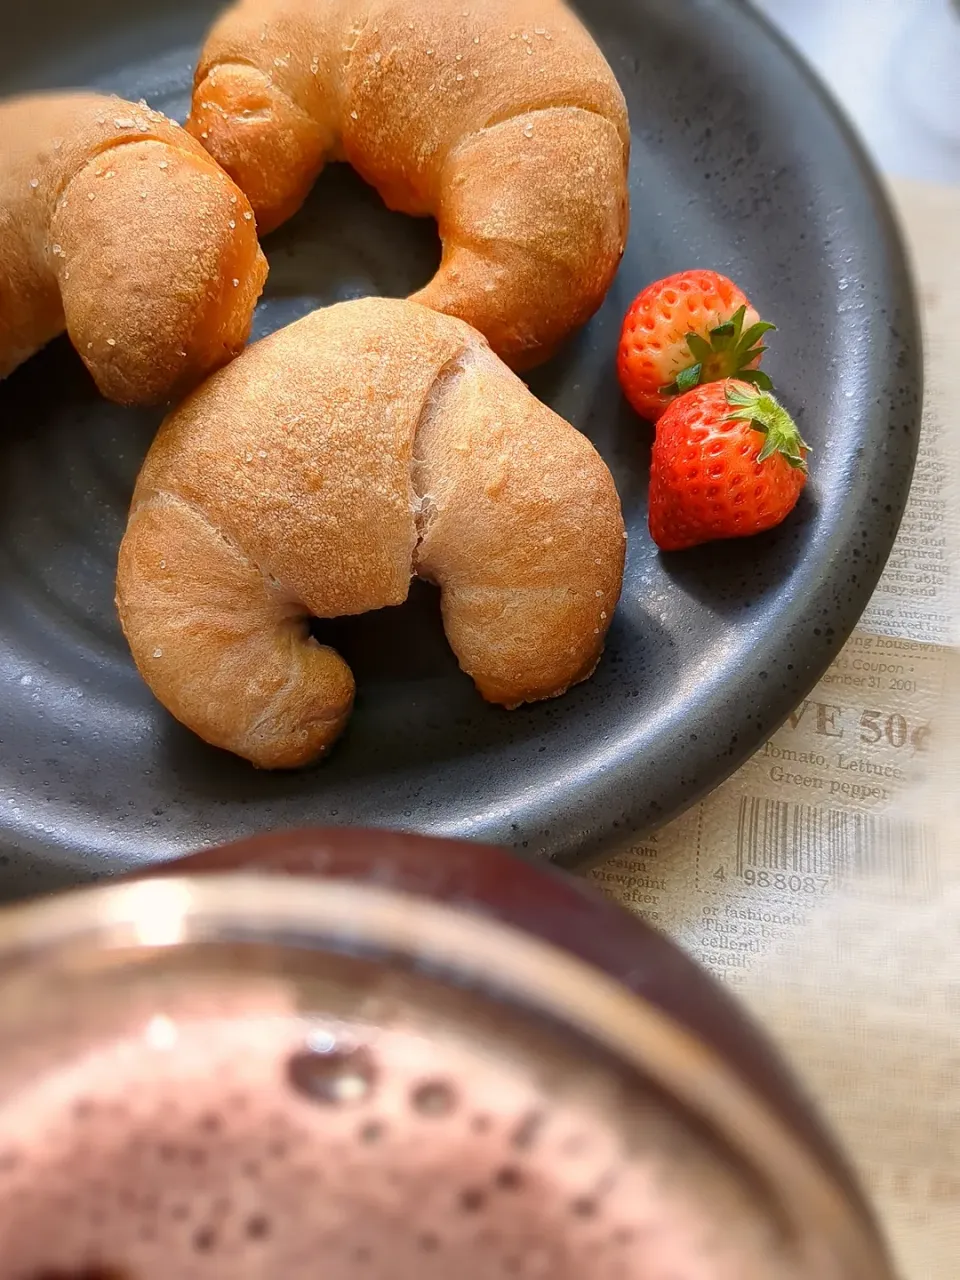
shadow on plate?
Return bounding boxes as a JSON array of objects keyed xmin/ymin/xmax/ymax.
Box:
[
  {"xmin": 657, "ymin": 490, "xmax": 821, "ymax": 622},
  {"xmin": 252, "ymin": 164, "xmax": 442, "ymax": 339},
  {"xmin": 156, "ymin": 595, "xmax": 680, "ymax": 796}
]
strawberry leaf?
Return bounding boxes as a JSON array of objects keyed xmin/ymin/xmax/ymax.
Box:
[
  {"xmin": 659, "ymin": 362, "xmax": 704, "ymax": 397},
  {"xmin": 710, "ymin": 319, "xmax": 737, "ymax": 340},
  {"xmin": 756, "ymin": 433, "xmax": 780, "ymax": 464},
  {"xmin": 724, "ymin": 382, "xmax": 760, "ymax": 408},
  {"xmin": 739, "ymin": 320, "xmax": 777, "ymax": 349},
  {"xmin": 737, "ymin": 369, "xmax": 774, "ymax": 391},
  {"xmin": 675, "ymin": 364, "xmax": 702, "ymax": 393},
  {"xmin": 685, "ymin": 332, "xmax": 715, "ymax": 364},
  {"xmin": 667, "ymin": 305, "xmax": 776, "ymax": 404},
  {"xmin": 717, "ymin": 305, "xmax": 746, "ymax": 337},
  {"xmin": 724, "ymin": 382, "xmax": 810, "ymax": 473}
]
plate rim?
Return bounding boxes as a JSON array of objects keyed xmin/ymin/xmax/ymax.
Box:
[{"xmin": 0, "ymin": 0, "xmax": 924, "ymax": 880}]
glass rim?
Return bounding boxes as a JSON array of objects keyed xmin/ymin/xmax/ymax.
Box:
[{"xmin": 0, "ymin": 872, "xmax": 891, "ymax": 1278}]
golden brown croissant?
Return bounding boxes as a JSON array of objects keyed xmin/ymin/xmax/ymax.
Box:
[
  {"xmin": 0, "ymin": 92, "xmax": 268, "ymax": 405},
  {"xmin": 116, "ymin": 298, "xmax": 625, "ymax": 768},
  {"xmin": 187, "ymin": 0, "xmax": 629, "ymax": 370}
]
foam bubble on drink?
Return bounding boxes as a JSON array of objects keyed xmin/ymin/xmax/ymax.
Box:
[{"xmin": 0, "ymin": 1008, "xmax": 806, "ymax": 1279}]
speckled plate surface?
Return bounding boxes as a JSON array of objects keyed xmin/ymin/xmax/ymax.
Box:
[{"xmin": 0, "ymin": 0, "xmax": 921, "ymax": 895}]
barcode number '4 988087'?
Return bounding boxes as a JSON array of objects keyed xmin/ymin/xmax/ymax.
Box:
[{"xmin": 731, "ymin": 796, "xmax": 937, "ymax": 891}]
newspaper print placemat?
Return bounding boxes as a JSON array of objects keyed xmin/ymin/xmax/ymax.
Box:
[{"xmin": 593, "ymin": 180, "xmax": 960, "ymax": 1280}]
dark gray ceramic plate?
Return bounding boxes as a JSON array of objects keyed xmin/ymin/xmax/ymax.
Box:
[{"xmin": 0, "ymin": 0, "xmax": 921, "ymax": 896}]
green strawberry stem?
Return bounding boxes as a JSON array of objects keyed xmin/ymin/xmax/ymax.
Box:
[
  {"xmin": 724, "ymin": 382, "xmax": 810, "ymax": 472},
  {"xmin": 661, "ymin": 305, "xmax": 776, "ymax": 398}
]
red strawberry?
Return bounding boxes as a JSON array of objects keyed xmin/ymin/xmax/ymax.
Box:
[
  {"xmin": 649, "ymin": 380, "xmax": 809, "ymax": 552},
  {"xmin": 618, "ymin": 270, "xmax": 774, "ymax": 421}
]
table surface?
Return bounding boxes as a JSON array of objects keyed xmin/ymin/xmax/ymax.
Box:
[
  {"xmin": 597, "ymin": 6, "xmax": 960, "ymax": 1277},
  {"xmin": 752, "ymin": 0, "xmax": 960, "ymax": 186},
  {"xmin": 1, "ymin": 3, "xmax": 957, "ymax": 1276}
]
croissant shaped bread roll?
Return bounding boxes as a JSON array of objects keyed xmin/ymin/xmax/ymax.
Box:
[
  {"xmin": 117, "ymin": 298, "xmax": 625, "ymax": 768},
  {"xmin": 187, "ymin": 0, "xmax": 629, "ymax": 369},
  {"xmin": 0, "ymin": 92, "xmax": 268, "ymax": 405}
]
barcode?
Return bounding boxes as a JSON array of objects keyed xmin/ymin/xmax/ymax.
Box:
[{"xmin": 734, "ymin": 797, "xmax": 937, "ymax": 888}]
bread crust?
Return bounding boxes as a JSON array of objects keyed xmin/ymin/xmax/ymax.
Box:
[
  {"xmin": 116, "ymin": 298, "xmax": 625, "ymax": 767},
  {"xmin": 0, "ymin": 92, "xmax": 267, "ymax": 404},
  {"xmin": 188, "ymin": 0, "xmax": 629, "ymax": 369}
]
